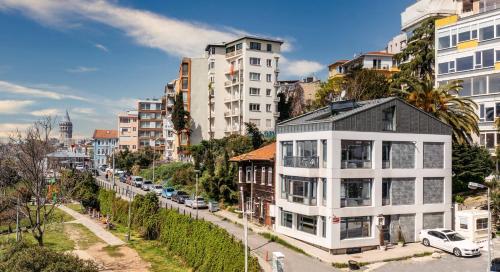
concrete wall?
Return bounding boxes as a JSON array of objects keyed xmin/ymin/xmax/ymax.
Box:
[{"xmin": 189, "ymin": 58, "xmax": 209, "ymax": 144}]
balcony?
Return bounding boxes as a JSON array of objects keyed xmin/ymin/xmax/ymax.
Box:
[
  {"xmin": 341, "ymin": 160, "xmax": 372, "ymax": 169},
  {"xmin": 225, "ymin": 49, "xmax": 242, "ymax": 58},
  {"xmin": 283, "ymin": 156, "xmax": 319, "ymax": 168},
  {"xmin": 224, "ymin": 111, "xmax": 231, "ymax": 117}
]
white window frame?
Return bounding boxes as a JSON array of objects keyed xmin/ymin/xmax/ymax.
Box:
[
  {"xmin": 250, "ymin": 57, "xmax": 261, "ymax": 66},
  {"xmin": 249, "ymin": 87, "xmax": 260, "ymax": 96},
  {"xmin": 249, "ymin": 72, "xmax": 261, "ymax": 81},
  {"xmin": 249, "ymin": 103, "xmax": 260, "ymax": 112}
]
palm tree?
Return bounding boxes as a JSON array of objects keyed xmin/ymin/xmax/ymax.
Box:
[{"xmin": 397, "ymin": 76, "xmax": 478, "ymax": 145}]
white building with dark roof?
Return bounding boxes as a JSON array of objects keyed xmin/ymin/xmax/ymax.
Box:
[{"xmin": 274, "ymin": 97, "xmax": 452, "ymax": 254}]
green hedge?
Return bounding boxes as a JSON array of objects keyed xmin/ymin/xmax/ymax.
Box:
[{"xmin": 97, "ymin": 189, "xmax": 259, "ymax": 272}]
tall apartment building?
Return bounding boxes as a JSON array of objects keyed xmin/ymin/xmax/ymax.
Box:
[
  {"xmin": 117, "ymin": 110, "xmax": 138, "ymax": 152},
  {"xmin": 163, "ymin": 80, "xmax": 176, "ymax": 161},
  {"xmin": 274, "ymin": 98, "xmax": 452, "ymax": 254},
  {"xmin": 435, "ymin": 5, "xmax": 500, "ymax": 151},
  {"xmin": 137, "ymin": 99, "xmax": 165, "ymax": 156},
  {"xmin": 205, "ymin": 36, "xmax": 283, "ymax": 138}
]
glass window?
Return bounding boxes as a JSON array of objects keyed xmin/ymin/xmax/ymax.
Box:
[
  {"xmin": 438, "ymin": 31, "xmax": 450, "ymax": 49},
  {"xmin": 382, "ymin": 106, "xmax": 396, "ymax": 131},
  {"xmin": 267, "ymin": 167, "xmax": 272, "ymax": 186},
  {"xmin": 382, "ymin": 179, "xmax": 391, "ymax": 206},
  {"xmin": 479, "ymin": 23, "xmax": 494, "ymax": 41},
  {"xmin": 482, "ymin": 49, "xmax": 494, "ymax": 68},
  {"xmin": 458, "ymin": 26, "xmax": 470, "ymax": 42},
  {"xmin": 282, "ymin": 176, "xmax": 317, "ymax": 205},
  {"xmin": 461, "ymin": 78, "xmax": 472, "ymax": 96},
  {"xmin": 341, "ymin": 179, "xmax": 372, "ymax": 207},
  {"xmin": 473, "ymin": 76, "xmax": 487, "ymax": 95},
  {"xmin": 236, "ymin": 43, "xmax": 242, "ymax": 50},
  {"xmin": 266, "ymin": 43, "xmax": 272, "ymax": 52},
  {"xmin": 497, "ymin": 50, "xmax": 500, "ymax": 62},
  {"xmin": 181, "ymin": 78, "xmax": 188, "ymax": 89},
  {"xmin": 340, "ymin": 216, "xmax": 371, "ymax": 240},
  {"xmin": 322, "ymin": 178, "xmax": 327, "ymax": 206},
  {"xmin": 250, "ymin": 42, "xmax": 261, "ymax": 50},
  {"xmin": 490, "ymin": 74, "xmax": 500, "ymax": 93},
  {"xmin": 456, "ymin": 56, "xmax": 473, "ymax": 71},
  {"xmin": 382, "ymin": 142, "xmax": 391, "ymax": 169},
  {"xmin": 451, "ymin": 32, "xmax": 457, "ymax": 46},
  {"xmin": 266, "ymin": 104, "xmax": 272, "ymax": 112},
  {"xmin": 438, "ymin": 62, "xmax": 449, "ymax": 74},
  {"xmin": 297, "ymin": 214, "xmax": 317, "ymax": 235},
  {"xmin": 487, "ymin": 133, "xmax": 495, "ymax": 148},
  {"xmin": 486, "ymin": 107, "xmax": 495, "ymax": 122},
  {"xmin": 496, "ymin": 103, "xmax": 500, "ymax": 118},
  {"xmin": 296, "ymin": 140, "xmax": 317, "ymax": 158},
  {"xmin": 249, "ymin": 72, "xmax": 260, "ymax": 81},
  {"xmin": 249, "ymin": 87, "xmax": 260, "ymax": 95},
  {"xmin": 480, "ymin": 104, "xmax": 485, "ymax": 120},
  {"xmin": 322, "ymin": 140, "xmax": 327, "ymax": 168},
  {"xmin": 249, "ymin": 103, "xmax": 260, "ymax": 111},
  {"xmin": 281, "ymin": 210, "xmax": 293, "ymax": 228},
  {"xmin": 266, "ymin": 89, "xmax": 272, "ymax": 96},
  {"xmin": 266, "ymin": 59, "xmax": 272, "ymax": 67},
  {"xmin": 281, "ymin": 141, "xmax": 293, "ymax": 161},
  {"xmin": 459, "ymin": 217, "xmax": 468, "ymax": 229},
  {"xmin": 341, "ymin": 140, "xmax": 372, "ymax": 169},
  {"xmin": 384, "ymin": 142, "xmax": 415, "ymax": 169},
  {"xmin": 249, "ymin": 57, "xmax": 260, "ymax": 65},
  {"xmin": 321, "ymin": 216, "xmax": 326, "ymax": 238},
  {"xmin": 266, "ymin": 74, "xmax": 272, "ymax": 82},
  {"xmin": 181, "ymin": 63, "xmax": 188, "ymax": 76},
  {"xmin": 477, "ymin": 218, "xmax": 488, "ymax": 230}
]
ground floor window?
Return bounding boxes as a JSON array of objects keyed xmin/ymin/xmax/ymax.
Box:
[
  {"xmin": 297, "ymin": 214, "xmax": 317, "ymax": 235},
  {"xmin": 281, "ymin": 209, "xmax": 293, "ymax": 228},
  {"xmin": 340, "ymin": 216, "xmax": 371, "ymax": 240},
  {"xmin": 321, "ymin": 216, "xmax": 326, "ymax": 238},
  {"xmin": 477, "ymin": 218, "xmax": 488, "ymax": 230}
]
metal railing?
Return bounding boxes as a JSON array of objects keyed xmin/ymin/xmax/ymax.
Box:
[{"xmin": 283, "ymin": 156, "xmax": 319, "ymax": 168}]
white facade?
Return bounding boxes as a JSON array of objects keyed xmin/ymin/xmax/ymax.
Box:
[
  {"xmin": 189, "ymin": 57, "xmax": 209, "ymax": 144},
  {"xmin": 206, "ymin": 37, "xmax": 282, "ymax": 138},
  {"xmin": 164, "ymin": 80, "xmax": 176, "ymax": 160},
  {"xmin": 402, "ymin": 0, "xmax": 460, "ymax": 33},
  {"xmin": 435, "ymin": 8, "xmax": 500, "ymax": 151}
]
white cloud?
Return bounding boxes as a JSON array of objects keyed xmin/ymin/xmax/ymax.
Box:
[
  {"xmin": 30, "ymin": 108, "xmax": 60, "ymax": 116},
  {"xmin": 281, "ymin": 57, "xmax": 324, "ymax": 77},
  {"xmin": 66, "ymin": 66, "xmax": 99, "ymax": 73},
  {"xmin": 94, "ymin": 43, "xmax": 108, "ymax": 52},
  {"xmin": 0, "ymin": 123, "xmax": 30, "ymax": 138},
  {"xmin": 0, "ymin": 80, "xmax": 88, "ymax": 101},
  {"xmin": 0, "ymin": 100, "xmax": 34, "ymax": 113},
  {"xmin": 73, "ymin": 107, "xmax": 95, "ymax": 115}
]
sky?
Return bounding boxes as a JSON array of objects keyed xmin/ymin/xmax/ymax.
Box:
[{"xmin": 0, "ymin": 0, "xmax": 414, "ymax": 139}]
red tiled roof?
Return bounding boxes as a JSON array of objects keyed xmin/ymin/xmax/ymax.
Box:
[
  {"xmin": 229, "ymin": 142, "xmax": 276, "ymax": 162},
  {"xmin": 328, "ymin": 59, "xmax": 349, "ymax": 67},
  {"xmin": 93, "ymin": 129, "xmax": 118, "ymax": 139},
  {"xmin": 365, "ymin": 51, "xmax": 393, "ymax": 56}
]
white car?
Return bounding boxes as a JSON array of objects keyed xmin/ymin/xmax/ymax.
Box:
[
  {"xmin": 152, "ymin": 185, "xmax": 163, "ymax": 195},
  {"xmin": 186, "ymin": 197, "xmax": 207, "ymax": 209},
  {"xmin": 419, "ymin": 228, "xmax": 481, "ymax": 257}
]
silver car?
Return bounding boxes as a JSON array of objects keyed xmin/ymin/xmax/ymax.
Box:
[
  {"xmin": 141, "ymin": 180, "xmax": 153, "ymax": 191},
  {"xmin": 186, "ymin": 197, "xmax": 207, "ymax": 209}
]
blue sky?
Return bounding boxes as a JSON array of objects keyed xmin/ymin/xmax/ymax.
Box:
[{"xmin": 0, "ymin": 0, "xmax": 414, "ymax": 138}]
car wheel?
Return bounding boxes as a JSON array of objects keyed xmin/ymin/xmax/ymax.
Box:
[
  {"xmin": 453, "ymin": 248, "xmax": 462, "ymax": 257},
  {"xmin": 422, "ymin": 238, "xmax": 430, "ymax": 247}
]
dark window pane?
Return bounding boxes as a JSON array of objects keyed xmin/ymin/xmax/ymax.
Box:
[
  {"xmin": 438, "ymin": 62, "xmax": 449, "ymax": 74},
  {"xmin": 486, "ymin": 107, "xmax": 494, "ymax": 122},
  {"xmin": 483, "ymin": 49, "xmax": 494, "ymax": 67},
  {"xmin": 487, "ymin": 133, "xmax": 495, "ymax": 148},
  {"xmin": 460, "ymin": 78, "xmax": 472, "ymax": 96},
  {"xmin": 458, "ymin": 29, "xmax": 470, "ymax": 42},
  {"xmin": 479, "ymin": 25, "xmax": 494, "ymax": 41},
  {"xmin": 490, "ymin": 73, "xmax": 500, "ymax": 93},
  {"xmin": 438, "ymin": 35, "xmax": 450, "ymax": 49},
  {"xmin": 457, "ymin": 56, "xmax": 473, "ymax": 71},
  {"xmin": 473, "ymin": 76, "xmax": 487, "ymax": 95}
]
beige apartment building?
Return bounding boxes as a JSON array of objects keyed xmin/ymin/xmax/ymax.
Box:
[
  {"xmin": 117, "ymin": 110, "xmax": 138, "ymax": 152},
  {"xmin": 138, "ymin": 99, "xmax": 165, "ymax": 156}
]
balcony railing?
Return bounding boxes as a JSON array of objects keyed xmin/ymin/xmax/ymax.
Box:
[
  {"xmin": 341, "ymin": 160, "xmax": 372, "ymax": 169},
  {"xmin": 341, "ymin": 198, "xmax": 372, "ymax": 207},
  {"xmin": 283, "ymin": 156, "xmax": 319, "ymax": 168}
]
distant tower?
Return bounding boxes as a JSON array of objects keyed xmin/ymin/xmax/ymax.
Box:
[{"xmin": 59, "ymin": 110, "xmax": 73, "ymax": 146}]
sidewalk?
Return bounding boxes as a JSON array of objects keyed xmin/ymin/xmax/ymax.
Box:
[
  {"xmin": 58, "ymin": 205, "xmax": 125, "ymax": 246},
  {"xmin": 216, "ymin": 209, "xmax": 434, "ymax": 265}
]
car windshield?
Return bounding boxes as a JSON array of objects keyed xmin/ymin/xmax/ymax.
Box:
[
  {"xmin": 135, "ymin": 178, "xmax": 143, "ymax": 181},
  {"xmin": 154, "ymin": 185, "xmax": 162, "ymax": 189},
  {"xmin": 143, "ymin": 181, "xmax": 152, "ymax": 185},
  {"xmin": 446, "ymin": 233, "xmax": 465, "ymax": 241},
  {"xmin": 166, "ymin": 188, "xmax": 174, "ymax": 192},
  {"xmin": 196, "ymin": 197, "xmax": 204, "ymax": 201},
  {"xmin": 177, "ymin": 191, "xmax": 187, "ymax": 195}
]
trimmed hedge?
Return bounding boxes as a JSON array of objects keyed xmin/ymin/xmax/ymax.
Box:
[{"xmin": 98, "ymin": 189, "xmax": 259, "ymax": 272}]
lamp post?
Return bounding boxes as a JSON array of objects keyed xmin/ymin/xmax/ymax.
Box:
[
  {"xmin": 126, "ymin": 186, "xmax": 132, "ymax": 242},
  {"xmin": 194, "ymin": 169, "xmax": 200, "ymax": 219},
  {"xmin": 237, "ymin": 185, "xmax": 253, "ymax": 272},
  {"xmin": 468, "ymin": 182, "xmax": 491, "ymax": 272},
  {"xmin": 112, "ymin": 143, "xmax": 116, "ymax": 188}
]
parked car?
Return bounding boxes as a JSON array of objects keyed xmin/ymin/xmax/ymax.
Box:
[
  {"xmin": 132, "ymin": 176, "xmax": 143, "ymax": 187},
  {"xmin": 141, "ymin": 180, "xmax": 153, "ymax": 191},
  {"xmin": 172, "ymin": 191, "xmax": 189, "ymax": 204},
  {"xmin": 161, "ymin": 187, "xmax": 176, "ymax": 199},
  {"xmin": 186, "ymin": 197, "xmax": 207, "ymax": 209},
  {"xmin": 152, "ymin": 185, "xmax": 163, "ymax": 195},
  {"xmin": 419, "ymin": 228, "xmax": 481, "ymax": 257}
]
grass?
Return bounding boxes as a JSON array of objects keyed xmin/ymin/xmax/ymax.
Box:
[
  {"xmin": 259, "ymin": 232, "xmax": 309, "ymax": 256},
  {"xmin": 66, "ymin": 203, "xmax": 85, "ymax": 214},
  {"xmin": 0, "ymin": 205, "xmax": 74, "ymax": 233},
  {"xmin": 0, "ymin": 223, "xmax": 75, "ymax": 252},
  {"xmin": 109, "ymin": 221, "xmax": 191, "ymax": 272},
  {"xmin": 67, "ymin": 223, "xmax": 103, "ymax": 250}
]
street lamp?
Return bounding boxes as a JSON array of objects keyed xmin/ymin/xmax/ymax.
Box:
[
  {"xmin": 194, "ymin": 169, "xmax": 200, "ymax": 219},
  {"xmin": 468, "ymin": 182, "xmax": 491, "ymax": 272},
  {"xmin": 236, "ymin": 185, "xmax": 253, "ymax": 272},
  {"xmin": 112, "ymin": 143, "xmax": 116, "ymax": 188}
]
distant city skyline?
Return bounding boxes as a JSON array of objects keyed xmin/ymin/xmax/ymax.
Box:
[{"xmin": 0, "ymin": 0, "xmax": 414, "ymax": 138}]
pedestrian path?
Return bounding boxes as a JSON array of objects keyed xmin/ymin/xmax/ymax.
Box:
[{"xmin": 58, "ymin": 205, "xmax": 125, "ymax": 246}]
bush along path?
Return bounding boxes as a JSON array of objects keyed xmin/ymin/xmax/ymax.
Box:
[{"xmin": 97, "ymin": 189, "xmax": 261, "ymax": 272}]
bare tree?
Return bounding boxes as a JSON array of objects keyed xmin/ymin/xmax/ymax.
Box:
[{"xmin": 8, "ymin": 117, "xmax": 60, "ymax": 246}]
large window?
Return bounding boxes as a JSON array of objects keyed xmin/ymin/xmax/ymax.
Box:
[
  {"xmin": 282, "ymin": 176, "xmax": 317, "ymax": 205},
  {"xmin": 438, "ymin": 31, "xmax": 451, "ymax": 49},
  {"xmin": 249, "ymin": 87, "xmax": 260, "ymax": 96},
  {"xmin": 341, "ymin": 140, "xmax": 372, "ymax": 169},
  {"xmin": 490, "ymin": 73, "xmax": 500, "ymax": 93},
  {"xmin": 249, "ymin": 103, "xmax": 260, "ymax": 112},
  {"xmin": 281, "ymin": 210, "xmax": 293, "ymax": 228},
  {"xmin": 297, "ymin": 214, "xmax": 317, "ymax": 235},
  {"xmin": 321, "ymin": 178, "xmax": 327, "ymax": 206},
  {"xmin": 479, "ymin": 21, "xmax": 494, "ymax": 41},
  {"xmin": 250, "ymin": 42, "xmax": 261, "ymax": 50},
  {"xmin": 459, "ymin": 217, "xmax": 468, "ymax": 229},
  {"xmin": 423, "ymin": 178, "xmax": 444, "ymax": 204},
  {"xmin": 340, "ymin": 217, "xmax": 371, "ymax": 240},
  {"xmin": 456, "ymin": 56, "xmax": 473, "ymax": 72},
  {"xmin": 477, "ymin": 218, "xmax": 488, "ymax": 230},
  {"xmin": 321, "ymin": 140, "xmax": 327, "ymax": 168},
  {"xmin": 382, "ymin": 142, "xmax": 415, "ymax": 169},
  {"xmin": 341, "ymin": 179, "xmax": 372, "ymax": 207},
  {"xmin": 281, "ymin": 141, "xmax": 293, "ymax": 163},
  {"xmin": 423, "ymin": 142, "xmax": 444, "ymax": 168},
  {"xmin": 382, "ymin": 106, "xmax": 396, "ymax": 131},
  {"xmin": 249, "ymin": 72, "xmax": 261, "ymax": 81},
  {"xmin": 381, "ymin": 178, "xmax": 415, "ymax": 206},
  {"xmin": 249, "ymin": 57, "xmax": 260, "ymax": 66}
]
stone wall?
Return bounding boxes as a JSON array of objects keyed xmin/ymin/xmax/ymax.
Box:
[
  {"xmin": 423, "ymin": 212, "xmax": 444, "ymax": 229},
  {"xmin": 391, "ymin": 142, "xmax": 415, "ymax": 168},
  {"xmin": 423, "ymin": 142, "xmax": 444, "ymax": 168},
  {"xmin": 423, "ymin": 177, "xmax": 444, "ymax": 204},
  {"xmin": 389, "ymin": 214, "xmax": 416, "ymax": 243},
  {"xmin": 391, "ymin": 178, "xmax": 415, "ymax": 205}
]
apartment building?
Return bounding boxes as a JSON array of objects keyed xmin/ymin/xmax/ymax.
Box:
[
  {"xmin": 274, "ymin": 98, "xmax": 452, "ymax": 254},
  {"xmin": 205, "ymin": 36, "xmax": 283, "ymax": 138},
  {"xmin": 163, "ymin": 80, "xmax": 176, "ymax": 161},
  {"xmin": 92, "ymin": 129, "xmax": 118, "ymax": 168},
  {"xmin": 435, "ymin": 6, "xmax": 500, "ymax": 151},
  {"xmin": 137, "ymin": 99, "xmax": 165, "ymax": 156},
  {"xmin": 117, "ymin": 110, "xmax": 138, "ymax": 152},
  {"xmin": 328, "ymin": 52, "xmax": 398, "ymax": 79}
]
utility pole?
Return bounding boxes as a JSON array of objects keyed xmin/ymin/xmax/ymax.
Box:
[
  {"xmin": 250, "ymin": 161, "xmax": 254, "ymax": 223},
  {"xmin": 126, "ymin": 186, "xmax": 132, "ymax": 242},
  {"xmin": 241, "ymin": 186, "xmax": 248, "ymax": 272},
  {"xmin": 488, "ymin": 186, "xmax": 491, "ymax": 272},
  {"xmin": 152, "ymin": 145, "xmax": 156, "ymax": 183},
  {"xmin": 112, "ymin": 144, "xmax": 116, "ymax": 188},
  {"xmin": 195, "ymin": 170, "xmax": 200, "ymax": 219}
]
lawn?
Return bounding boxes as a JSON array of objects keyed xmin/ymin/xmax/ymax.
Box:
[
  {"xmin": 110, "ymin": 223, "xmax": 192, "ymax": 272},
  {"xmin": 0, "ymin": 223, "xmax": 75, "ymax": 252},
  {"xmin": 68, "ymin": 223, "xmax": 103, "ymax": 250},
  {"xmin": 0, "ymin": 205, "xmax": 74, "ymax": 233},
  {"xmin": 66, "ymin": 203, "xmax": 85, "ymax": 214}
]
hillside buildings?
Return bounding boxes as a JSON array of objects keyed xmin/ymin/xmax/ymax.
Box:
[
  {"xmin": 205, "ymin": 36, "xmax": 283, "ymax": 138},
  {"xmin": 137, "ymin": 99, "xmax": 165, "ymax": 156},
  {"xmin": 327, "ymin": 51, "xmax": 398, "ymax": 79},
  {"xmin": 274, "ymin": 98, "xmax": 452, "ymax": 253},
  {"xmin": 118, "ymin": 110, "xmax": 138, "ymax": 152},
  {"xmin": 92, "ymin": 129, "xmax": 118, "ymax": 168},
  {"xmin": 59, "ymin": 110, "xmax": 73, "ymax": 147},
  {"xmin": 435, "ymin": 4, "xmax": 500, "ymax": 151},
  {"xmin": 163, "ymin": 80, "xmax": 177, "ymax": 161}
]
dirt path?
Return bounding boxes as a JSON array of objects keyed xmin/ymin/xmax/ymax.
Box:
[{"xmin": 61, "ymin": 214, "xmax": 150, "ymax": 271}]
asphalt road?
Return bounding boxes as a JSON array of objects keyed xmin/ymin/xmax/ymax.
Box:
[{"xmin": 96, "ymin": 175, "xmax": 338, "ymax": 272}]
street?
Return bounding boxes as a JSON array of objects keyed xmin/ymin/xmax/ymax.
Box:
[{"xmin": 96, "ymin": 176, "xmax": 337, "ymax": 272}]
